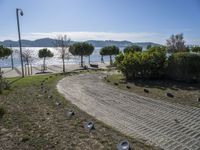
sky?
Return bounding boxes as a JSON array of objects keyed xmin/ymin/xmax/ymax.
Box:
[{"xmin": 0, "ymin": 0, "xmax": 200, "ymax": 45}]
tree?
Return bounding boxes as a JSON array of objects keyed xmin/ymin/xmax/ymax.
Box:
[
  {"xmin": 100, "ymin": 46, "xmax": 119, "ymax": 65},
  {"xmin": 22, "ymin": 49, "xmax": 33, "ymax": 65},
  {"xmin": 69, "ymin": 42, "xmax": 94, "ymax": 67},
  {"xmin": 0, "ymin": 45, "xmax": 12, "ymax": 59},
  {"xmin": 0, "ymin": 45, "xmax": 12, "ymax": 73},
  {"xmin": 0, "ymin": 45, "xmax": 12, "ymax": 92},
  {"xmin": 166, "ymin": 33, "xmax": 186, "ymax": 53},
  {"xmin": 38, "ymin": 48, "xmax": 54, "ymax": 72},
  {"xmin": 124, "ymin": 45, "xmax": 142, "ymax": 53},
  {"xmin": 191, "ymin": 46, "xmax": 200, "ymax": 53},
  {"xmin": 100, "ymin": 50, "xmax": 104, "ymax": 63},
  {"xmin": 22, "ymin": 49, "xmax": 33, "ymax": 75},
  {"xmin": 54, "ymin": 35, "xmax": 71, "ymax": 73}
]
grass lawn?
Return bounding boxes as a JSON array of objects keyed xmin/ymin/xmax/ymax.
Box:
[
  {"xmin": 105, "ymin": 73, "xmax": 200, "ymax": 108},
  {"xmin": 0, "ymin": 71, "xmax": 158, "ymax": 150}
]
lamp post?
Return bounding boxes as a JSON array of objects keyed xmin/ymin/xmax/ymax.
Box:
[
  {"xmin": 16, "ymin": 8, "xmax": 24, "ymax": 77},
  {"xmin": 10, "ymin": 44, "xmax": 14, "ymax": 70}
]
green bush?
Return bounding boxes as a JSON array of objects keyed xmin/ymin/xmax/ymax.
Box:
[
  {"xmin": 167, "ymin": 52, "xmax": 200, "ymax": 82},
  {"xmin": 191, "ymin": 46, "xmax": 200, "ymax": 53},
  {"xmin": 115, "ymin": 46, "xmax": 167, "ymax": 80}
]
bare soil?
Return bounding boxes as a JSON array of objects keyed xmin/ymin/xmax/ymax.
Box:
[{"xmin": 0, "ymin": 71, "xmax": 156, "ymax": 150}]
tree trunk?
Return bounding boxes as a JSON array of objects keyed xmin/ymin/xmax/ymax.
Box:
[
  {"xmin": 27, "ymin": 60, "xmax": 30, "ymax": 75},
  {"xmin": 88, "ymin": 55, "xmax": 90, "ymax": 64},
  {"xmin": 0, "ymin": 67, "xmax": 2, "ymax": 93},
  {"xmin": 62, "ymin": 56, "xmax": 65, "ymax": 73},
  {"xmin": 11, "ymin": 53, "xmax": 14, "ymax": 70},
  {"xmin": 109, "ymin": 55, "xmax": 113, "ymax": 65},
  {"xmin": 101, "ymin": 55, "xmax": 104, "ymax": 63},
  {"xmin": 81, "ymin": 55, "xmax": 83, "ymax": 67},
  {"xmin": 0, "ymin": 67, "xmax": 1, "ymax": 78},
  {"xmin": 43, "ymin": 57, "xmax": 46, "ymax": 72}
]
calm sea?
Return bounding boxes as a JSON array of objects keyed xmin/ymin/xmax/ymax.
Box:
[{"xmin": 0, "ymin": 47, "xmax": 123, "ymax": 68}]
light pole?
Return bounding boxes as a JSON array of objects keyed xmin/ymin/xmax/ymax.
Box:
[
  {"xmin": 10, "ymin": 44, "xmax": 14, "ymax": 70},
  {"xmin": 16, "ymin": 8, "xmax": 24, "ymax": 77}
]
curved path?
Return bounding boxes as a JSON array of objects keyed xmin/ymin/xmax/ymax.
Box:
[{"xmin": 57, "ymin": 73, "xmax": 200, "ymax": 150}]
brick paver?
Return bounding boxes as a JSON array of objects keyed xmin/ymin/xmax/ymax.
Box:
[{"xmin": 57, "ymin": 73, "xmax": 200, "ymax": 150}]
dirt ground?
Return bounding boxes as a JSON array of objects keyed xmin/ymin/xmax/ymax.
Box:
[{"xmin": 106, "ymin": 73, "xmax": 200, "ymax": 108}]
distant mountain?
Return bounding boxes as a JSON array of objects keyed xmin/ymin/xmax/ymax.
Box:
[
  {"xmin": 86, "ymin": 40, "xmax": 133, "ymax": 47},
  {"xmin": 1, "ymin": 38, "xmax": 56, "ymax": 47},
  {"xmin": 1, "ymin": 38, "xmax": 161, "ymax": 49}
]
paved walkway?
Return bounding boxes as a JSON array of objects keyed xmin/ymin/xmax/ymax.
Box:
[
  {"xmin": 57, "ymin": 73, "xmax": 200, "ymax": 150},
  {"xmin": 1, "ymin": 63, "xmax": 108, "ymax": 78}
]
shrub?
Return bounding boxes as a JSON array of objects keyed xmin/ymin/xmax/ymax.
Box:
[
  {"xmin": 115, "ymin": 46, "xmax": 167, "ymax": 80},
  {"xmin": 191, "ymin": 46, "xmax": 200, "ymax": 53},
  {"xmin": 167, "ymin": 52, "xmax": 200, "ymax": 82}
]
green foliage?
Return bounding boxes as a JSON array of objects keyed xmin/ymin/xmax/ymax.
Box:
[
  {"xmin": 0, "ymin": 45, "xmax": 12, "ymax": 93},
  {"xmin": 146, "ymin": 44, "xmax": 152, "ymax": 50},
  {"xmin": 0, "ymin": 45, "xmax": 12, "ymax": 59},
  {"xmin": 124, "ymin": 45, "xmax": 142, "ymax": 53},
  {"xmin": 38, "ymin": 48, "xmax": 54, "ymax": 58},
  {"xmin": 191, "ymin": 46, "xmax": 200, "ymax": 53},
  {"xmin": 167, "ymin": 52, "xmax": 200, "ymax": 82},
  {"xmin": 115, "ymin": 52, "xmax": 124, "ymax": 68},
  {"xmin": 69, "ymin": 42, "xmax": 94, "ymax": 56},
  {"xmin": 115, "ymin": 46, "xmax": 167, "ymax": 80},
  {"xmin": 100, "ymin": 46, "xmax": 119, "ymax": 65},
  {"xmin": 69, "ymin": 42, "xmax": 94, "ymax": 67},
  {"xmin": 100, "ymin": 46, "xmax": 119, "ymax": 56}
]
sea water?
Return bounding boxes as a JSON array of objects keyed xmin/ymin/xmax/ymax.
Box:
[{"xmin": 0, "ymin": 47, "xmax": 122, "ymax": 68}]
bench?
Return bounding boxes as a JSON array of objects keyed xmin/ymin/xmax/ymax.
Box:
[{"xmin": 90, "ymin": 64, "xmax": 98, "ymax": 68}]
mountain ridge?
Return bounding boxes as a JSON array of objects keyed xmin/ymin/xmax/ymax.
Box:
[{"xmin": 1, "ymin": 38, "xmax": 161, "ymax": 48}]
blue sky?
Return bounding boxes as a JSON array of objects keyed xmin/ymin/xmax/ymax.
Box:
[{"xmin": 0, "ymin": 0, "xmax": 200, "ymax": 44}]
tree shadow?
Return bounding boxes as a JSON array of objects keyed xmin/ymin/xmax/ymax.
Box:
[
  {"xmin": 127, "ymin": 79, "xmax": 200, "ymax": 91},
  {"xmin": 3, "ymin": 69, "xmax": 13, "ymax": 74},
  {"xmin": 8, "ymin": 77, "xmax": 23, "ymax": 85}
]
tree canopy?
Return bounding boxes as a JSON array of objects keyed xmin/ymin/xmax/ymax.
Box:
[
  {"xmin": 124, "ymin": 45, "xmax": 142, "ymax": 53},
  {"xmin": 0, "ymin": 45, "xmax": 12, "ymax": 59},
  {"xmin": 100, "ymin": 45, "xmax": 119, "ymax": 56},
  {"xmin": 69, "ymin": 42, "xmax": 94, "ymax": 56},
  {"xmin": 38, "ymin": 48, "xmax": 54, "ymax": 58}
]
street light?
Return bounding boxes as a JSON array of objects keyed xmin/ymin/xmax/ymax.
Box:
[{"xmin": 16, "ymin": 8, "xmax": 24, "ymax": 77}]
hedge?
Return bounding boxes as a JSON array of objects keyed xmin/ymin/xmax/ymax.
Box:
[
  {"xmin": 115, "ymin": 46, "xmax": 200, "ymax": 82},
  {"xmin": 167, "ymin": 52, "xmax": 200, "ymax": 82}
]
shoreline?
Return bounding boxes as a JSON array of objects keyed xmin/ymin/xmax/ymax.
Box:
[{"xmin": 1, "ymin": 62, "xmax": 109, "ymax": 78}]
